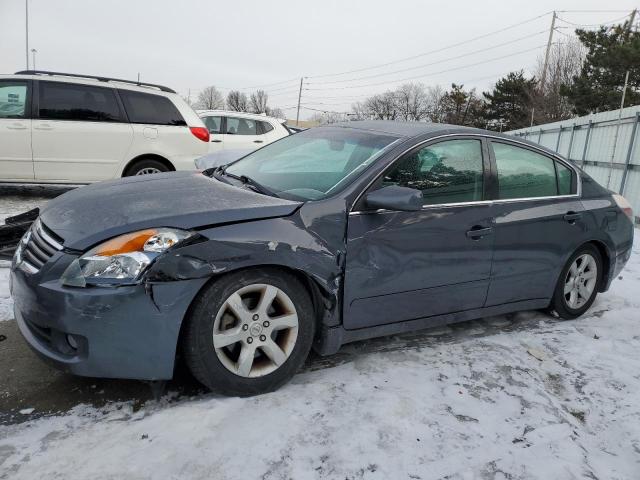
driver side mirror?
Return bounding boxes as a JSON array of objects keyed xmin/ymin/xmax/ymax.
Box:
[{"xmin": 365, "ymin": 185, "xmax": 423, "ymax": 212}]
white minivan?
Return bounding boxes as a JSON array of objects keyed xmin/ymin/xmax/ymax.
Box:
[
  {"xmin": 0, "ymin": 71, "xmax": 209, "ymax": 183},
  {"xmin": 198, "ymin": 110, "xmax": 291, "ymax": 153}
]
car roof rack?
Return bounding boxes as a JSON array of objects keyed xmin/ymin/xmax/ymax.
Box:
[{"xmin": 14, "ymin": 70, "xmax": 177, "ymax": 94}]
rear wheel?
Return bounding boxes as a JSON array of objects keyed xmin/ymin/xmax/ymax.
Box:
[
  {"xmin": 182, "ymin": 269, "xmax": 315, "ymax": 396},
  {"xmin": 124, "ymin": 158, "xmax": 170, "ymax": 176},
  {"xmin": 550, "ymin": 244, "xmax": 602, "ymax": 319}
]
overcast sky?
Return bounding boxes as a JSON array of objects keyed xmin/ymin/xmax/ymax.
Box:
[{"xmin": 0, "ymin": 0, "xmax": 637, "ymax": 118}]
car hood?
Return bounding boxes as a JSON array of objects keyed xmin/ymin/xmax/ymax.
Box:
[{"xmin": 40, "ymin": 171, "xmax": 302, "ymax": 250}]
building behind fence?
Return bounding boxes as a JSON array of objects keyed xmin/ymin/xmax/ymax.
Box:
[{"xmin": 509, "ymin": 105, "xmax": 640, "ymax": 223}]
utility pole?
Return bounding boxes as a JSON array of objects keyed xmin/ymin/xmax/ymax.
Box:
[
  {"xmin": 540, "ymin": 11, "xmax": 557, "ymax": 91},
  {"xmin": 25, "ymin": 0, "xmax": 29, "ymax": 69},
  {"xmin": 295, "ymin": 77, "xmax": 304, "ymax": 126},
  {"xmin": 606, "ymin": 9, "xmax": 637, "ymax": 189}
]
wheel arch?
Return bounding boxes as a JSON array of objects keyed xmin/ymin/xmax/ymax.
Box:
[
  {"xmin": 584, "ymin": 239, "xmax": 612, "ymax": 292},
  {"xmin": 121, "ymin": 154, "xmax": 175, "ymax": 177}
]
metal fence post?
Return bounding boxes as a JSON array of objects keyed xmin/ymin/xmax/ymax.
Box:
[
  {"xmin": 620, "ymin": 112, "xmax": 640, "ymax": 195},
  {"xmin": 581, "ymin": 120, "xmax": 593, "ymax": 166},
  {"xmin": 555, "ymin": 126, "xmax": 563, "ymax": 152},
  {"xmin": 567, "ymin": 123, "xmax": 576, "ymax": 160}
]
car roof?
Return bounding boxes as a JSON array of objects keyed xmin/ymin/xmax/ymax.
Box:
[
  {"xmin": 198, "ymin": 110, "xmax": 284, "ymax": 122},
  {"xmin": 0, "ymin": 73, "xmax": 177, "ymax": 96},
  {"xmin": 325, "ymin": 120, "xmax": 568, "ymax": 160}
]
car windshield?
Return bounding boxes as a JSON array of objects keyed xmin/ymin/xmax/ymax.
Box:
[{"xmin": 224, "ymin": 127, "xmax": 400, "ymax": 200}]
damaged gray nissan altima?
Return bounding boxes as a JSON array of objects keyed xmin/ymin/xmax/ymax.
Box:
[{"xmin": 11, "ymin": 121, "xmax": 634, "ymax": 396}]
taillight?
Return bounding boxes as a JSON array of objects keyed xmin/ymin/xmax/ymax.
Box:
[
  {"xmin": 190, "ymin": 126, "xmax": 210, "ymax": 142},
  {"xmin": 613, "ymin": 194, "xmax": 634, "ymax": 221}
]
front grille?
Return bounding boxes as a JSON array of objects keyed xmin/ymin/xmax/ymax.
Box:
[{"xmin": 19, "ymin": 218, "xmax": 64, "ymax": 273}]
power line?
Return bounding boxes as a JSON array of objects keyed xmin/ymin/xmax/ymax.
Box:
[
  {"xmin": 305, "ymin": 44, "xmax": 549, "ymax": 91},
  {"xmin": 556, "ymin": 13, "xmax": 631, "ymax": 27},
  {"xmin": 308, "ymin": 30, "xmax": 548, "ymax": 85}
]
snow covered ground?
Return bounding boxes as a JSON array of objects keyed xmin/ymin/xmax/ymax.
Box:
[{"xmin": 1, "ymin": 191, "xmax": 639, "ymax": 479}]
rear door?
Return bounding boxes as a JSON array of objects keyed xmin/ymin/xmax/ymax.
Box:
[
  {"xmin": 32, "ymin": 81, "xmax": 133, "ymax": 182},
  {"xmin": 223, "ymin": 116, "xmax": 263, "ymax": 150},
  {"xmin": 343, "ymin": 137, "xmax": 495, "ymax": 330},
  {"xmin": 485, "ymin": 140, "xmax": 585, "ymax": 306},
  {"xmin": 0, "ymin": 79, "xmax": 33, "ymax": 181}
]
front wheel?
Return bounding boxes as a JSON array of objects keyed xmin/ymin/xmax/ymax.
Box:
[
  {"xmin": 550, "ymin": 244, "xmax": 602, "ymax": 319},
  {"xmin": 182, "ymin": 269, "xmax": 315, "ymax": 396}
]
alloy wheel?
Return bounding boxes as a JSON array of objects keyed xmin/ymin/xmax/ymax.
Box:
[
  {"xmin": 135, "ymin": 167, "xmax": 162, "ymax": 175},
  {"xmin": 564, "ymin": 253, "xmax": 598, "ymax": 309},
  {"xmin": 212, "ymin": 283, "xmax": 299, "ymax": 378}
]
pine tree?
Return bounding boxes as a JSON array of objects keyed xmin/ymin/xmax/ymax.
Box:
[
  {"xmin": 561, "ymin": 20, "xmax": 640, "ymax": 115},
  {"xmin": 482, "ymin": 71, "xmax": 536, "ymax": 131}
]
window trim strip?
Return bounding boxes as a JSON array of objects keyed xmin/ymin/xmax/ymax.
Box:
[{"xmin": 349, "ymin": 133, "xmax": 582, "ymax": 215}]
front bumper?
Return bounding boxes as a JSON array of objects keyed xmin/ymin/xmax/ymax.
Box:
[{"xmin": 11, "ymin": 252, "xmax": 208, "ymax": 380}]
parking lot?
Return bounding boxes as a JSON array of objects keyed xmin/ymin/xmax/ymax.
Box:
[{"xmin": 0, "ymin": 185, "xmax": 639, "ymax": 479}]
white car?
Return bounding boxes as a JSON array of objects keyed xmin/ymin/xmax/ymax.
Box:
[
  {"xmin": 197, "ymin": 110, "xmax": 291, "ymax": 153},
  {"xmin": 0, "ymin": 71, "xmax": 209, "ymax": 183}
]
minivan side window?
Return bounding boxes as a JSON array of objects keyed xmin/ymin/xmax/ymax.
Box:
[
  {"xmin": 118, "ymin": 90, "xmax": 186, "ymax": 126},
  {"xmin": 382, "ymin": 139, "xmax": 484, "ymax": 205},
  {"xmin": 39, "ymin": 82, "xmax": 123, "ymax": 122},
  {"xmin": 0, "ymin": 81, "xmax": 28, "ymax": 119},
  {"xmin": 259, "ymin": 121, "xmax": 274, "ymax": 134},
  {"xmin": 493, "ymin": 142, "xmax": 573, "ymax": 199},
  {"xmin": 203, "ymin": 116, "xmax": 222, "ymax": 134},
  {"xmin": 226, "ymin": 117, "xmax": 257, "ymax": 135}
]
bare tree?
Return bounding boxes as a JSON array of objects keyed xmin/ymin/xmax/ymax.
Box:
[
  {"xmin": 309, "ymin": 111, "xmax": 344, "ymax": 125},
  {"xmin": 226, "ymin": 90, "xmax": 248, "ymax": 111},
  {"xmin": 395, "ymin": 83, "xmax": 431, "ymax": 121},
  {"xmin": 249, "ymin": 90, "xmax": 269, "ymax": 114},
  {"xmin": 532, "ymin": 38, "xmax": 586, "ymax": 122},
  {"xmin": 266, "ymin": 107, "xmax": 285, "ymax": 119},
  {"xmin": 425, "ymin": 86, "xmax": 447, "ymax": 123},
  {"xmin": 195, "ymin": 86, "xmax": 224, "ymax": 110}
]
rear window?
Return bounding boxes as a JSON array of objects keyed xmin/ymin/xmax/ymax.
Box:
[
  {"xmin": 39, "ymin": 81, "xmax": 123, "ymax": 122},
  {"xmin": 259, "ymin": 121, "xmax": 274, "ymax": 134},
  {"xmin": 118, "ymin": 90, "xmax": 186, "ymax": 126}
]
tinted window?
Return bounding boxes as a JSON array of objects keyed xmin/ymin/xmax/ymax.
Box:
[
  {"xmin": 39, "ymin": 82, "xmax": 123, "ymax": 122},
  {"xmin": 0, "ymin": 81, "xmax": 28, "ymax": 119},
  {"xmin": 203, "ymin": 116, "xmax": 222, "ymax": 133},
  {"xmin": 383, "ymin": 139, "xmax": 484, "ymax": 205},
  {"xmin": 226, "ymin": 117, "xmax": 257, "ymax": 135},
  {"xmin": 118, "ymin": 90, "xmax": 186, "ymax": 126},
  {"xmin": 259, "ymin": 121, "xmax": 274, "ymax": 134},
  {"xmin": 556, "ymin": 162, "xmax": 573, "ymax": 195},
  {"xmin": 493, "ymin": 143, "xmax": 558, "ymax": 199}
]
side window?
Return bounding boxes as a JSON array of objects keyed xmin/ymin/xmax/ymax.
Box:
[
  {"xmin": 118, "ymin": 90, "xmax": 186, "ymax": 126},
  {"xmin": 259, "ymin": 121, "xmax": 274, "ymax": 134},
  {"xmin": 493, "ymin": 143, "xmax": 559, "ymax": 199},
  {"xmin": 226, "ymin": 117, "xmax": 257, "ymax": 135},
  {"xmin": 382, "ymin": 139, "xmax": 484, "ymax": 205},
  {"xmin": 39, "ymin": 82, "xmax": 123, "ymax": 122},
  {"xmin": 203, "ymin": 116, "xmax": 222, "ymax": 134},
  {"xmin": 0, "ymin": 81, "xmax": 28, "ymax": 119},
  {"xmin": 555, "ymin": 162, "xmax": 574, "ymax": 195}
]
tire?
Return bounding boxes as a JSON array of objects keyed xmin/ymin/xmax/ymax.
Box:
[
  {"xmin": 182, "ymin": 269, "xmax": 315, "ymax": 396},
  {"xmin": 124, "ymin": 158, "xmax": 170, "ymax": 176},
  {"xmin": 549, "ymin": 244, "xmax": 603, "ymax": 320}
]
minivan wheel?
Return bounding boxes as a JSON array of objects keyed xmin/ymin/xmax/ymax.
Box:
[
  {"xmin": 124, "ymin": 158, "xmax": 170, "ymax": 176},
  {"xmin": 182, "ymin": 269, "xmax": 315, "ymax": 396},
  {"xmin": 549, "ymin": 244, "xmax": 602, "ymax": 320}
]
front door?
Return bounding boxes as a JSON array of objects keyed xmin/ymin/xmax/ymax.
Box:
[
  {"xmin": 343, "ymin": 137, "xmax": 495, "ymax": 330},
  {"xmin": 0, "ymin": 79, "xmax": 33, "ymax": 181}
]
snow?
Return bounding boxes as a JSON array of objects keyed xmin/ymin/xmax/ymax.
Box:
[{"xmin": 1, "ymin": 192, "xmax": 640, "ymax": 478}]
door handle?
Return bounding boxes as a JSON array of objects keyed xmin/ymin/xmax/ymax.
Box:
[
  {"xmin": 253, "ymin": 140, "xmax": 264, "ymax": 143},
  {"xmin": 211, "ymin": 139, "xmax": 222, "ymax": 143},
  {"xmin": 466, "ymin": 226, "xmax": 493, "ymax": 239},
  {"xmin": 563, "ymin": 211, "xmax": 582, "ymax": 224},
  {"xmin": 34, "ymin": 124, "xmax": 53, "ymax": 131},
  {"xmin": 6, "ymin": 124, "xmax": 27, "ymax": 130}
]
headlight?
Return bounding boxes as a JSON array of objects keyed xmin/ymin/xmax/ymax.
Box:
[{"xmin": 61, "ymin": 228, "xmax": 194, "ymax": 287}]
